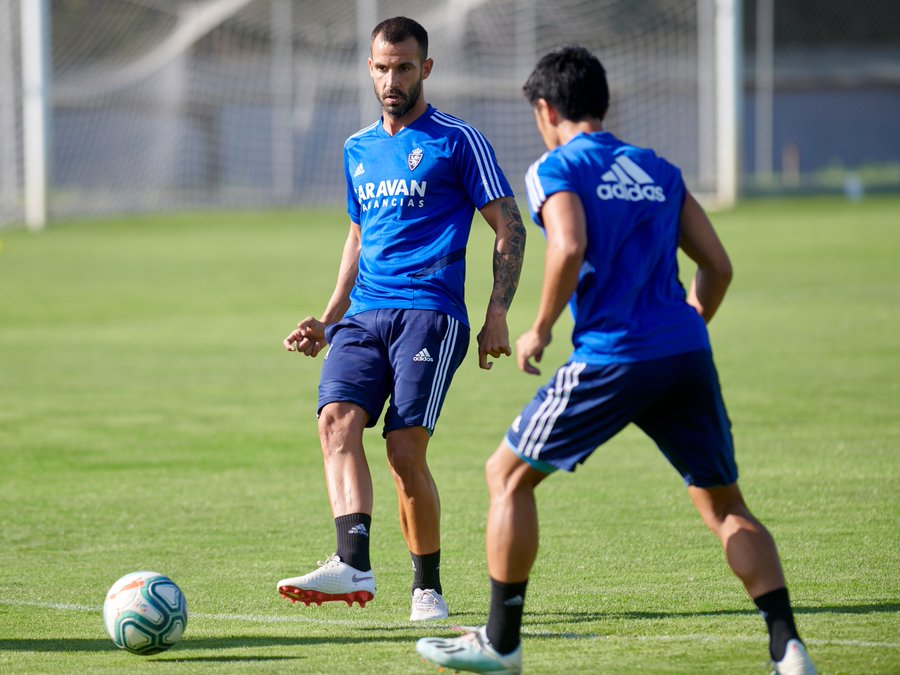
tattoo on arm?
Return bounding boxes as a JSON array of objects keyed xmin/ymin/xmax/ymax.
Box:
[{"xmin": 492, "ymin": 198, "xmax": 527, "ymax": 310}]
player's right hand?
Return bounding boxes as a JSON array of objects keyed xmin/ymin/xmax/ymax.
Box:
[
  {"xmin": 516, "ymin": 328, "xmax": 551, "ymax": 375},
  {"xmin": 283, "ymin": 316, "xmax": 327, "ymax": 357}
]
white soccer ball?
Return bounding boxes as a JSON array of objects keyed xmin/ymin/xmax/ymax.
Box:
[{"xmin": 103, "ymin": 571, "xmax": 188, "ymax": 655}]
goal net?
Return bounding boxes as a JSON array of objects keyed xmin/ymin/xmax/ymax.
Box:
[{"xmin": 0, "ymin": 0, "xmax": 731, "ymax": 226}]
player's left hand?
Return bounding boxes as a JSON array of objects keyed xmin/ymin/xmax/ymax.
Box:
[{"xmin": 476, "ymin": 313, "xmax": 512, "ymax": 370}]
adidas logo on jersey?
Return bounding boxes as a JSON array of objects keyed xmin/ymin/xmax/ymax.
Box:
[
  {"xmin": 413, "ymin": 348, "xmax": 434, "ymax": 362},
  {"xmin": 596, "ymin": 155, "xmax": 666, "ymax": 202},
  {"xmin": 353, "ymin": 162, "xmax": 365, "ymax": 177}
]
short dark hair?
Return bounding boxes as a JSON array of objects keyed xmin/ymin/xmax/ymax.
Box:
[
  {"xmin": 371, "ymin": 16, "xmax": 428, "ymax": 61},
  {"xmin": 523, "ymin": 45, "xmax": 609, "ymax": 122}
]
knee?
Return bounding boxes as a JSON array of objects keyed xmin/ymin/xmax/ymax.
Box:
[
  {"xmin": 386, "ymin": 430, "xmax": 430, "ymax": 482},
  {"xmin": 705, "ymin": 505, "xmax": 766, "ymax": 545},
  {"xmin": 317, "ymin": 405, "xmax": 363, "ymax": 455},
  {"xmin": 723, "ymin": 508, "xmax": 770, "ymax": 539},
  {"xmin": 691, "ymin": 485, "xmax": 755, "ymax": 534},
  {"xmin": 484, "ymin": 451, "xmax": 506, "ymax": 492},
  {"xmin": 387, "ymin": 444, "xmax": 421, "ymax": 478},
  {"xmin": 484, "ymin": 447, "xmax": 527, "ymax": 498},
  {"xmin": 717, "ymin": 511, "xmax": 749, "ymax": 538}
]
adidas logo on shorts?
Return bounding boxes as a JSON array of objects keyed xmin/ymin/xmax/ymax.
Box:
[
  {"xmin": 596, "ymin": 155, "xmax": 666, "ymax": 202},
  {"xmin": 413, "ymin": 348, "xmax": 434, "ymax": 362}
]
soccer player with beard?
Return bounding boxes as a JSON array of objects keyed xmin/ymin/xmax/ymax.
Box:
[
  {"xmin": 277, "ymin": 16, "xmax": 526, "ymax": 622},
  {"xmin": 417, "ymin": 45, "xmax": 816, "ymax": 673}
]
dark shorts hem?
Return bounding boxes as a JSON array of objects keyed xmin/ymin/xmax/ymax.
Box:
[
  {"xmin": 504, "ymin": 351, "xmax": 737, "ymax": 486},
  {"xmin": 317, "ymin": 395, "xmax": 379, "ymax": 429},
  {"xmin": 317, "ymin": 309, "xmax": 469, "ymax": 436},
  {"xmin": 504, "ymin": 436, "xmax": 558, "ymax": 474}
]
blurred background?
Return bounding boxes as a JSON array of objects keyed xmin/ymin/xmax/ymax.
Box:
[{"xmin": 1, "ymin": 0, "xmax": 898, "ymax": 229}]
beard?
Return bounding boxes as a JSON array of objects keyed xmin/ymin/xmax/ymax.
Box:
[{"xmin": 375, "ymin": 77, "xmax": 423, "ymax": 119}]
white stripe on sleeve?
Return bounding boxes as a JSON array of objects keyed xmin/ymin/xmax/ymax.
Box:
[{"xmin": 432, "ymin": 111, "xmax": 504, "ymax": 202}]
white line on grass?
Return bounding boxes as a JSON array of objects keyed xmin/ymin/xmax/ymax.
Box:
[{"xmin": 3, "ymin": 599, "xmax": 898, "ymax": 650}]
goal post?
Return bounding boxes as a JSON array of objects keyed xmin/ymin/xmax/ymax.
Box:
[
  {"xmin": 715, "ymin": 0, "xmax": 742, "ymax": 208},
  {"xmin": 20, "ymin": 0, "xmax": 50, "ymax": 230},
  {"xmin": 0, "ymin": 0, "xmax": 20, "ymax": 226}
]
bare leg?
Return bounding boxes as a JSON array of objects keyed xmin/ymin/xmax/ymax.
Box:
[
  {"xmin": 688, "ymin": 483, "xmax": 786, "ymax": 599},
  {"xmin": 386, "ymin": 426, "xmax": 439, "ymax": 554},
  {"xmin": 689, "ymin": 483, "xmax": 814, "ymax": 666},
  {"xmin": 318, "ymin": 402, "xmax": 372, "ymax": 517},
  {"xmin": 275, "ymin": 402, "xmax": 375, "ymax": 605},
  {"xmin": 485, "ymin": 441, "xmax": 549, "ymax": 582}
]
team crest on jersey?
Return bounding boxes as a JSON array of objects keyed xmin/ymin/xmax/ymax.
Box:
[{"xmin": 408, "ymin": 147, "xmax": 424, "ymax": 171}]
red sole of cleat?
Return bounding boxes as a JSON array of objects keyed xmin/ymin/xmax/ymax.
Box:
[{"xmin": 278, "ymin": 586, "xmax": 374, "ymax": 608}]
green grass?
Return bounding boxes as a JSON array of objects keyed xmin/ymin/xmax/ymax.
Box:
[{"xmin": 1, "ymin": 195, "xmax": 898, "ymax": 673}]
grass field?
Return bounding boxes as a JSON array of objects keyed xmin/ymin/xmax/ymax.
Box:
[{"xmin": 1, "ymin": 195, "xmax": 898, "ymax": 674}]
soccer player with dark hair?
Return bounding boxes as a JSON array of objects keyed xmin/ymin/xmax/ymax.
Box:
[
  {"xmin": 277, "ymin": 17, "xmax": 526, "ymax": 622},
  {"xmin": 417, "ymin": 45, "xmax": 816, "ymax": 673}
]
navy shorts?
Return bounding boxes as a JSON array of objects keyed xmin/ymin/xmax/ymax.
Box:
[
  {"xmin": 319, "ymin": 309, "xmax": 470, "ymax": 435},
  {"xmin": 505, "ymin": 350, "xmax": 738, "ymax": 488}
]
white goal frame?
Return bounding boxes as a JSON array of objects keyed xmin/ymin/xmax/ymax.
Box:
[{"xmin": 13, "ymin": 0, "xmax": 743, "ymax": 229}]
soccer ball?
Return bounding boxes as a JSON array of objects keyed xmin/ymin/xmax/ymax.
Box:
[{"xmin": 103, "ymin": 571, "xmax": 188, "ymax": 655}]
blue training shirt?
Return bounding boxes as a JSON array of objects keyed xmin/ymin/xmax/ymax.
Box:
[
  {"xmin": 344, "ymin": 105, "xmax": 513, "ymax": 327},
  {"xmin": 524, "ymin": 131, "xmax": 710, "ymax": 364}
]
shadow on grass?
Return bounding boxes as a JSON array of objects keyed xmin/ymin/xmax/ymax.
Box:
[
  {"xmin": 5, "ymin": 604, "xmax": 895, "ymax": 654},
  {"xmin": 0, "ymin": 633, "xmax": 421, "ymax": 654},
  {"xmin": 155, "ymin": 655, "xmax": 303, "ymax": 663},
  {"xmin": 528, "ymin": 601, "xmax": 900, "ymax": 625}
]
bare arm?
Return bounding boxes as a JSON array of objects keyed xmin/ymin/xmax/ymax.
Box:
[
  {"xmin": 476, "ymin": 196, "xmax": 527, "ymax": 370},
  {"xmin": 517, "ymin": 191, "xmax": 586, "ymax": 375},
  {"xmin": 678, "ymin": 192, "xmax": 733, "ymax": 323},
  {"xmin": 320, "ymin": 222, "xmax": 362, "ymax": 324},
  {"xmin": 283, "ymin": 222, "xmax": 361, "ymax": 356}
]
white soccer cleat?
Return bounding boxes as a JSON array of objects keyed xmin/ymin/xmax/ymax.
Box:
[
  {"xmin": 410, "ymin": 588, "xmax": 449, "ymax": 621},
  {"xmin": 277, "ymin": 554, "xmax": 375, "ymax": 607},
  {"xmin": 416, "ymin": 626, "xmax": 521, "ymax": 674},
  {"xmin": 771, "ymin": 639, "xmax": 817, "ymax": 675}
]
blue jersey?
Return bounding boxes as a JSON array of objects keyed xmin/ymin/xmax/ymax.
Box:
[
  {"xmin": 524, "ymin": 131, "xmax": 710, "ymax": 364},
  {"xmin": 344, "ymin": 105, "xmax": 513, "ymax": 327}
]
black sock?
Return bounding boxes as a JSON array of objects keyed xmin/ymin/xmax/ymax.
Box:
[
  {"xmin": 411, "ymin": 550, "xmax": 442, "ymax": 594},
  {"xmin": 334, "ymin": 513, "xmax": 371, "ymax": 571},
  {"xmin": 485, "ymin": 578, "xmax": 528, "ymax": 656},
  {"xmin": 754, "ymin": 587, "xmax": 800, "ymax": 661}
]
